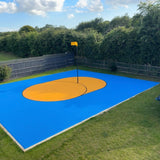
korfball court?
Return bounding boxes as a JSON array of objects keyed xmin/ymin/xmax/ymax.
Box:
[{"xmin": 0, "ymin": 70, "xmax": 159, "ymax": 151}]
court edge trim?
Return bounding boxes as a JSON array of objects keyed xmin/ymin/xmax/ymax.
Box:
[
  {"xmin": 0, "ymin": 84, "xmax": 158, "ymax": 152},
  {"xmin": 0, "ymin": 123, "xmax": 25, "ymax": 151}
]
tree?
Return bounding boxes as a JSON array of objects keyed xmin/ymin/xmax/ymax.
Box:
[
  {"xmin": 131, "ymin": 14, "xmax": 143, "ymax": 28},
  {"xmin": 138, "ymin": 0, "xmax": 160, "ymax": 65},
  {"xmin": 100, "ymin": 27, "xmax": 131, "ymax": 62},
  {"xmin": 108, "ymin": 15, "xmax": 131, "ymax": 31},
  {"xmin": 76, "ymin": 18, "xmax": 105, "ymax": 33},
  {"xmin": 19, "ymin": 25, "xmax": 36, "ymax": 34}
]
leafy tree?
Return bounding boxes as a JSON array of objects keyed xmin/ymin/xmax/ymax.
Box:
[
  {"xmin": 131, "ymin": 14, "xmax": 143, "ymax": 28},
  {"xmin": 76, "ymin": 18, "xmax": 106, "ymax": 33},
  {"xmin": 100, "ymin": 27, "xmax": 131, "ymax": 62},
  {"xmin": 108, "ymin": 15, "xmax": 131, "ymax": 31},
  {"xmin": 4, "ymin": 32, "xmax": 20, "ymax": 54},
  {"xmin": 19, "ymin": 25, "xmax": 36, "ymax": 34},
  {"xmin": 138, "ymin": 0, "xmax": 160, "ymax": 65}
]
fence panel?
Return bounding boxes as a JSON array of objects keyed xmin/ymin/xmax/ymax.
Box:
[
  {"xmin": 1, "ymin": 55, "xmax": 160, "ymax": 79},
  {"xmin": 0, "ymin": 53, "xmax": 74, "ymax": 79},
  {"xmin": 77, "ymin": 57, "xmax": 160, "ymax": 78}
]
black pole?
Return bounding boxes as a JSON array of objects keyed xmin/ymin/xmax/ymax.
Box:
[{"xmin": 76, "ymin": 46, "xmax": 79, "ymax": 83}]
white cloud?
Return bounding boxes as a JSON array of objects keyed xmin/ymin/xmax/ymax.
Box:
[
  {"xmin": 75, "ymin": 9, "xmax": 85, "ymax": 13},
  {"xmin": 89, "ymin": 0, "xmax": 104, "ymax": 12},
  {"xmin": 16, "ymin": 0, "xmax": 65, "ymax": 16},
  {"xmin": 106, "ymin": 0, "xmax": 145, "ymax": 8},
  {"xmin": 0, "ymin": 0, "xmax": 65, "ymax": 16},
  {"xmin": 30, "ymin": 9, "xmax": 46, "ymax": 17},
  {"xmin": 0, "ymin": 1, "xmax": 17, "ymax": 13},
  {"xmin": 76, "ymin": 0, "xmax": 104, "ymax": 12},
  {"xmin": 67, "ymin": 14, "xmax": 74, "ymax": 19},
  {"xmin": 97, "ymin": 13, "xmax": 101, "ymax": 17},
  {"xmin": 76, "ymin": 0, "xmax": 88, "ymax": 8}
]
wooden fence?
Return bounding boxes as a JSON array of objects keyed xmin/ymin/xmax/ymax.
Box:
[
  {"xmin": 77, "ymin": 57, "xmax": 160, "ymax": 78},
  {"xmin": 1, "ymin": 54, "xmax": 160, "ymax": 79},
  {"xmin": 0, "ymin": 53, "xmax": 74, "ymax": 79}
]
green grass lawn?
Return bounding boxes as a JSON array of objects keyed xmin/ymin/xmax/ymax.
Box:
[
  {"xmin": 0, "ymin": 67, "xmax": 160, "ymax": 160},
  {"xmin": 0, "ymin": 52, "xmax": 19, "ymax": 61}
]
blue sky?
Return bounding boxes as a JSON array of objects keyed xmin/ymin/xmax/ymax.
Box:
[{"xmin": 0, "ymin": 0, "xmax": 145, "ymax": 32}]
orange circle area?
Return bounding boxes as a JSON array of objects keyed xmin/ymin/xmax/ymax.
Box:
[{"xmin": 23, "ymin": 77, "xmax": 106, "ymax": 102}]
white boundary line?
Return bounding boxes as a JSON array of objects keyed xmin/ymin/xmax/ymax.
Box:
[
  {"xmin": 0, "ymin": 84, "xmax": 159, "ymax": 152},
  {"xmin": 0, "ymin": 123, "xmax": 25, "ymax": 151}
]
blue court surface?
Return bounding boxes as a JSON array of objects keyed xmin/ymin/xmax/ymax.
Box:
[{"xmin": 0, "ymin": 70, "xmax": 159, "ymax": 151}]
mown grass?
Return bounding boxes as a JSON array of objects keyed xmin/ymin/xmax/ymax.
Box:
[
  {"xmin": 0, "ymin": 66, "xmax": 160, "ymax": 160},
  {"xmin": 0, "ymin": 52, "xmax": 19, "ymax": 61}
]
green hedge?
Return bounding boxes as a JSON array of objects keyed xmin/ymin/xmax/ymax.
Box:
[{"xmin": 0, "ymin": 1, "xmax": 160, "ymax": 66}]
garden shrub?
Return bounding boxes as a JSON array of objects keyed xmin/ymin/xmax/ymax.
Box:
[
  {"xmin": 108, "ymin": 60, "xmax": 117, "ymax": 72},
  {"xmin": 0, "ymin": 65, "xmax": 11, "ymax": 82}
]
